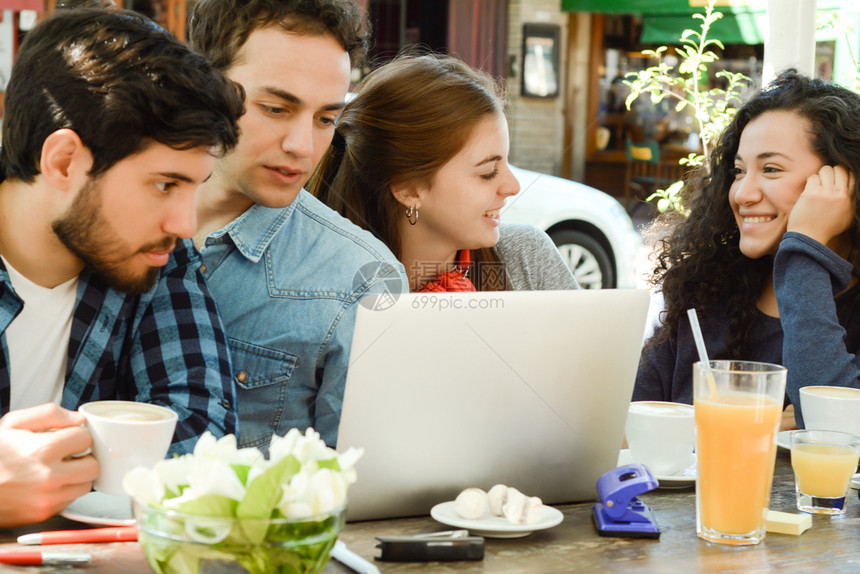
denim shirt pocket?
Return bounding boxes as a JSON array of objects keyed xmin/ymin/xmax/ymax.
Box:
[
  {"xmin": 228, "ymin": 338, "xmax": 298, "ymax": 390},
  {"xmin": 228, "ymin": 338, "xmax": 299, "ymax": 449}
]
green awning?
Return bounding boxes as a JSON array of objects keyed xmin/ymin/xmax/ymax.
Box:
[
  {"xmin": 562, "ymin": 0, "xmax": 767, "ymax": 45},
  {"xmin": 561, "ymin": 0, "xmax": 767, "ymax": 15},
  {"xmin": 641, "ymin": 11, "xmax": 766, "ymax": 44}
]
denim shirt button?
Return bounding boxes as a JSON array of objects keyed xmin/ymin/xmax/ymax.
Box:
[
  {"xmin": 200, "ymin": 264, "xmax": 208, "ymax": 274},
  {"xmin": 220, "ymin": 399, "xmax": 231, "ymax": 409},
  {"xmin": 236, "ymin": 371, "xmax": 248, "ymax": 383}
]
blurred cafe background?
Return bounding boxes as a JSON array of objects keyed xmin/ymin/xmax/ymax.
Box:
[{"xmin": 0, "ymin": 0, "xmax": 858, "ymax": 205}]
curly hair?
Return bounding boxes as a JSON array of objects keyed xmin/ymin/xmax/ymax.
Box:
[{"xmin": 647, "ymin": 69, "xmax": 860, "ymax": 357}]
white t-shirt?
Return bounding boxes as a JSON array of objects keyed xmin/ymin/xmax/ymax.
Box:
[{"xmin": 2, "ymin": 255, "xmax": 77, "ymax": 410}]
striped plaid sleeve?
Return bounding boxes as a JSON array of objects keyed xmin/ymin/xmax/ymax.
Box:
[{"xmin": 130, "ymin": 239, "xmax": 236, "ymax": 455}]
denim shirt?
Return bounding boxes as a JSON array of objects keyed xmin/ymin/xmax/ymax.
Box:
[
  {"xmin": 0, "ymin": 239, "xmax": 236, "ymax": 455},
  {"xmin": 199, "ymin": 190, "xmax": 407, "ymax": 450}
]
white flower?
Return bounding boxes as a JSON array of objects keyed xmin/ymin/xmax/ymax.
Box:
[
  {"xmin": 123, "ymin": 466, "xmax": 163, "ymax": 506},
  {"xmin": 126, "ymin": 428, "xmax": 362, "ymax": 524},
  {"xmin": 268, "ymin": 428, "xmax": 333, "ymax": 466},
  {"xmin": 194, "ymin": 432, "xmax": 264, "ymax": 467},
  {"xmin": 337, "ymin": 447, "xmax": 363, "ymax": 484},
  {"xmin": 280, "ymin": 501, "xmax": 314, "ymax": 519},
  {"xmin": 164, "ymin": 456, "xmax": 247, "ymax": 507},
  {"xmin": 152, "ymin": 455, "xmax": 195, "ymax": 497},
  {"xmin": 278, "ymin": 467, "xmax": 348, "ymax": 518}
]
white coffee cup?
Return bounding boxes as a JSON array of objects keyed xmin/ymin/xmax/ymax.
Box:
[
  {"xmin": 625, "ymin": 400, "xmax": 695, "ymax": 476},
  {"xmin": 79, "ymin": 400, "xmax": 178, "ymax": 496},
  {"xmin": 800, "ymin": 386, "xmax": 860, "ymax": 435}
]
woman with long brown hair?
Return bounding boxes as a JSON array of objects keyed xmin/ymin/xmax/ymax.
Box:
[{"xmin": 309, "ymin": 53, "xmax": 577, "ymax": 292}]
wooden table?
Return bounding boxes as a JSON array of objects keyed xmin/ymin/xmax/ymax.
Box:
[{"xmin": 1, "ymin": 450, "xmax": 855, "ymax": 573}]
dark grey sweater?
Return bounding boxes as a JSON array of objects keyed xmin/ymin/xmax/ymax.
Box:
[{"xmin": 634, "ymin": 232, "xmax": 860, "ymax": 427}]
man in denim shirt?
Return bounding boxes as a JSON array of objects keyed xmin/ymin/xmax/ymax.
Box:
[
  {"xmin": 189, "ymin": 0, "xmax": 408, "ymax": 450},
  {"xmin": 0, "ymin": 9, "xmax": 243, "ymax": 526}
]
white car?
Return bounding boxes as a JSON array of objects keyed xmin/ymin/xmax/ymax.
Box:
[{"xmin": 504, "ymin": 166, "xmax": 642, "ymax": 289}]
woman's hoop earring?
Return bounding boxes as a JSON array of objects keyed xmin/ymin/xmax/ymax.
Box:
[{"xmin": 406, "ymin": 206, "xmax": 419, "ymax": 226}]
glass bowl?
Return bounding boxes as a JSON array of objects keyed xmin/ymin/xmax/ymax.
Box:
[{"xmin": 132, "ymin": 500, "xmax": 346, "ymax": 574}]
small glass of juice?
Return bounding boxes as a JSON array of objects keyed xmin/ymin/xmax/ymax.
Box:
[{"xmin": 791, "ymin": 429, "xmax": 860, "ymax": 515}]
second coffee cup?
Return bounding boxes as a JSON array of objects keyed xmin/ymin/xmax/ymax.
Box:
[{"xmin": 625, "ymin": 400, "xmax": 695, "ymax": 476}]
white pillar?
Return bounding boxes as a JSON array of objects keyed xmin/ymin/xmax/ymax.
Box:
[
  {"xmin": 0, "ymin": 11, "xmax": 13, "ymax": 92},
  {"xmin": 763, "ymin": 0, "xmax": 818, "ymax": 86}
]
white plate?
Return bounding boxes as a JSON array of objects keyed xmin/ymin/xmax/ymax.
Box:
[
  {"xmin": 617, "ymin": 449, "xmax": 696, "ymax": 488},
  {"xmin": 60, "ymin": 492, "xmax": 136, "ymax": 527},
  {"xmin": 430, "ymin": 501, "xmax": 563, "ymax": 538},
  {"xmin": 777, "ymin": 430, "xmax": 793, "ymax": 450}
]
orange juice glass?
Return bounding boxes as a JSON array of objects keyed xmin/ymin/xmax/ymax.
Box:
[
  {"xmin": 791, "ymin": 429, "xmax": 860, "ymax": 515},
  {"xmin": 694, "ymin": 360, "xmax": 786, "ymax": 545}
]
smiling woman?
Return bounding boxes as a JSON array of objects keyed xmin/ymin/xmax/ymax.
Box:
[
  {"xmin": 309, "ymin": 53, "xmax": 579, "ymax": 293},
  {"xmin": 634, "ymin": 69, "xmax": 860, "ymax": 428}
]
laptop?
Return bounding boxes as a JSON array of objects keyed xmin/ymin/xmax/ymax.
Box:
[{"xmin": 336, "ymin": 289, "xmax": 649, "ymax": 521}]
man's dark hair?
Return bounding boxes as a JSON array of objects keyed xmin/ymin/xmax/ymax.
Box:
[
  {"xmin": 0, "ymin": 7, "xmax": 244, "ymax": 183},
  {"xmin": 188, "ymin": 0, "xmax": 369, "ymax": 71}
]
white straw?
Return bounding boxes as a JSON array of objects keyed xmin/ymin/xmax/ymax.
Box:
[
  {"xmin": 687, "ymin": 308, "xmax": 718, "ymax": 399},
  {"xmin": 686, "ymin": 308, "xmax": 711, "ymax": 366}
]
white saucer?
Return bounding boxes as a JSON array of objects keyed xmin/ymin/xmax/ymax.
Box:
[
  {"xmin": 777, "ymin": 430, "xmax": 793, "ymax": 450},
  {"xmin": 60, "ymin": 491, "xmax": 136, "ymax": 526},
  {"xmin": 430, "ymin": 501, "xmax": 563, "ymax": 538},
  {"xmin": 617, "ymin": 449, "xmax": 696, "ymax": 488}
]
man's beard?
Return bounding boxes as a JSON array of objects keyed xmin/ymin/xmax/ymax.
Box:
[{"xmin": 52, "ymin": 178, "xmax": 174, "ymax": 295}]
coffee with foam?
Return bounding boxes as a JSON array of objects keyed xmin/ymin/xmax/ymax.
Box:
[
  {"xmin": 84, "ymin": 402, "xmax": 174, "ymax": 422},
  {"xmin": 79, "ymin": 400, "xmax": 178, "ymax": 496},
  {"xmin": 803, "ymin": 387, "xmax": 860, "ymax": 399},
  {"xmin": 628, "ymin": 401, "xmax": 694, "ymax": 417}
]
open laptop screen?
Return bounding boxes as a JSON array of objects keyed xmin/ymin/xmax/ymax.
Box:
[{"xmin": 337, "ymin": 289, "xmax": 649, "ymax": 521}]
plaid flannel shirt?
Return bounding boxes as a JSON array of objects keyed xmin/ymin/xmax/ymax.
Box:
[{"xmin": 0, "ymin": 239, "xmax": 236, "ymax": 454}]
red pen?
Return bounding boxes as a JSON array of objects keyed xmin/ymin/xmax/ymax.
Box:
[
  {"xmin": 17, "ymin": 526, "xmax": 138, "ymax": 545},
  {"xmin": 0, "ymin": 551, "xmax": 91, "ymax": 565}
]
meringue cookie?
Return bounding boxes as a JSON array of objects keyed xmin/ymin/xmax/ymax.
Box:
[
  {"xmin": 454, "ymin": 487, "xmax": 489, "ymax": 520},
  {"xmin": 487, "ymin": 483, "xmax": 509, "ymax": 516},
  {"xmin": 503, "ymin": 493, "xmax": 544, "ymax": 525}
]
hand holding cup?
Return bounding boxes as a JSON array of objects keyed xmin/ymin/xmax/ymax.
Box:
[{"xmin": 79, "ymin": 401, "xmax": 177, "ymax": 496}]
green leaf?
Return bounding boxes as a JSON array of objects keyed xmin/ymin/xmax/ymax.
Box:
[
  {"xmin": 175, "ymin": 494, "xmax": 238, "ymax": 518},
  {"xmin": 237, "ymin": 548, "xmax": 272, "ymax": 574},
  {"xmin": 237, "ymin": 455, "xmax": 301, "ymax": 520},
  {"xmin": 232, "ymin": 464, "xmax": 252, "ymax": 486},
  {"xmin": 235, "ymin": 454, "xmax": 302, "ymax": 545},
  {"xmin": 317, "ymin": 458, "xmax": 342, "ymax": 472},
  {"xmin": 164, "ymin": 545, "xmax": 201, "ymax": 574},
  {"xmin": 624, "ymin": 92, "xmax": 638, "ymax": 111}
]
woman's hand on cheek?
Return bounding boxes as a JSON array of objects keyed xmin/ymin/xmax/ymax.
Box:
[{"xmin": 787, "ymin": 164, "xmax": 855, "ymax": 246}]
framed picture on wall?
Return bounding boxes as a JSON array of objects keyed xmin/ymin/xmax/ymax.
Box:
[{"xmin": 521, "ymin": 23, "xmax": 560, "ymax": 98}]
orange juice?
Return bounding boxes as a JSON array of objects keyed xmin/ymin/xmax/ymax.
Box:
[
  {"xmin": 695, "ymin": 393, "xmax": 781, "ymax": 536},
  {"xmin": 792, "ymin": 443, "xmax": 859, "ymax": 497}
]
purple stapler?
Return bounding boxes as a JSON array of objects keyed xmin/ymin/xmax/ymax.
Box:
[{"xmin": 592, "ymin": 463, "xmax": 661, "ymax": 538}]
